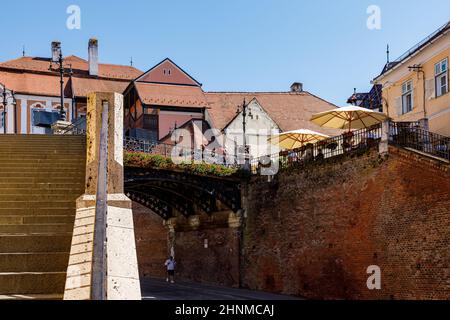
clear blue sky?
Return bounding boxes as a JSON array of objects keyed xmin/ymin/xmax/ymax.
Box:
[{"xmin": 1, "ymin": 0, "xmax": 449, "ymax": 105}]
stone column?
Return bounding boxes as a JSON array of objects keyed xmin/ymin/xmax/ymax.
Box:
[
  {"xmin": 64, "ymin": 92, "xmax": 141, "ymax": 300},
  {"xmin": 379, "ymin": 120, "xmax": 390, "ymax": 155}
]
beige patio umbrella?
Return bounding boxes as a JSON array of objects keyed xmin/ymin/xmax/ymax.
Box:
[
  {"xmin": 268, "ymin": 129, "xmax": 330, "ymax": 150},
  {"xmin": 310, "ymin": 106, "xmax": 388, "ymax": 131}
]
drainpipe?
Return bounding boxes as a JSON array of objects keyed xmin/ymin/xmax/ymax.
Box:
[{"xmin": 409, "ymin": 65, "xmax": 428, "ymax": 127}]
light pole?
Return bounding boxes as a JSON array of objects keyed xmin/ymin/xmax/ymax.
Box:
[
  {"xmin": 1, "ymin": 83, "xmax": 16, "ymax": 135},
  {"xmin": 49, "ymin": 50, "xmax": 72, "ymax": 121},
  {"xmin": 236, "ymin": 99, "xmax": 252, "ymax": 171}
]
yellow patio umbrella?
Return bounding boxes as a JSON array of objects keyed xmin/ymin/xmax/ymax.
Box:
[
  {"xmin": 310, "ymin": 106, "xmax": 388, "ymax": 131},
  {"xmin": 268, "ymin": 129, "xmax": 330, "ymax": 150}
]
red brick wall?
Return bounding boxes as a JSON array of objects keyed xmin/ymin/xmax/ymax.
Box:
[
  {"xmin": 243, "ymin": 147, "xmax": 450, "ymax": 299},
  {"xmin": 132, "ymin": 202, "xmax": 169, "ymax": 279},
  {"xmin": 174, "ymin": 227, "xmax": 240, "ymax": 288}
]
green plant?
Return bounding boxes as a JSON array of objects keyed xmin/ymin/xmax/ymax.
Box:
[{"xmin": 124, "ymin": 152, "xmax": 238, "ymax": 177}]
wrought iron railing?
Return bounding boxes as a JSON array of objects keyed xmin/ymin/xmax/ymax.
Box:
[
  {"xmin": 124, "ymin": 136, "xmax": 158, "ymax": 154},
  {"xmin": 123, "ymin": 121, "xmax": 450, "ymax": 175},
  {"xmin": 124, "ymin": 136, "xmax": 240, "ymax": 167},
  {"xmin": 389, "ymin": 122, "xmax": 450, "ymax": 161},
  {"xmin": 250, "ymin": 124, "xmax": 383, "ymax": 175},
  {"xmin": 59, "ymin": 117, "xmax": 87, "ymax": 135}
]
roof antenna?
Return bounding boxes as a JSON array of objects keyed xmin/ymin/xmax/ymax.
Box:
[
  {"xmin": 22, "ymin": 45, "xmax": 26, "ymax": 57},
  {"xmin": 130, "ymin": 57, "xmax": 133, "ymax": 67},
  {"xmin": 386, "ymin": 44, "xmax": 390, "ymax": 64}
]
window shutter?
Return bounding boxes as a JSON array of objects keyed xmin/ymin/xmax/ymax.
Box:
[
  {"xmin": 394, "ymin": 97, "xmax": 402, "ymax": 116},
  {"xmin": 425, "ymin": 78, "xmax": 435, "ymax": 100}
]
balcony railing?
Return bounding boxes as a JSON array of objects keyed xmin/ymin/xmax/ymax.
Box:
[
  {"xmin": 250, "ymin": 124, "xmax": 383, "ymax": 175},
  {"xmin": 122, "ymin": 121, "xmax": 450, "ymax": 174},
  {"xmin": 389, "ymin": 122, "xmax": 450, "ymax": 161}
]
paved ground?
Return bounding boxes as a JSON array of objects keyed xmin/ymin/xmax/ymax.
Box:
[{"xmin": 141, "ymin": 278, "xmax": 301, "ymax": 300}]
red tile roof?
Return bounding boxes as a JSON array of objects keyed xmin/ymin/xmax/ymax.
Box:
[
  {"xmin": 71, "ymin": 77, "xmax": 131, "ymax": 98},
  {"xmin": 0, "ymin": 56, "xmax": 142, "ymax": 80},
  {"xmin": 135, "ymin": 83, "xmax": 208, "ymax": 108},
  {"xmin": 0, "ymin": 55, "xmax": 142, "ymax": 98},
  {"xmin": 0, "ymin": 71, "xmax": 71, "ymax": 97},
  {"xmin": 205, "ymin": 92, "xmax": 341, "ymax": 135}
]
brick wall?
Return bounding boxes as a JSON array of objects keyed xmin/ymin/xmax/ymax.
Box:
[
  {"xmin": 174, "ymin": 227, "xmax": 240, "ymax": 288},
  {"xmin": 132, "ymin": 202, "xmax": 169, "ymax": 279},
  {"xmin": 243, "ymin": 147, "xmax": 450, "ymax": 299}
]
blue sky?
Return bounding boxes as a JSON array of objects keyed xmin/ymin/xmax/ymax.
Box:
[{"xmin": 1, "ymin": 0, "xmax": 449, "ymax": 105}]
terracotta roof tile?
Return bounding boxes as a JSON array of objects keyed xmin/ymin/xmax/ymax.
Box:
[
  {"xmin": 0, "ymin": 56, "xmax": 142, "ymax": 80},
  {"xmin": 0, "ymin": 55, "xmax": 142, "ymax": 98},
  {"xmin": 0, "ymin": 71, "xmax": 71, "ymax": 97},
  {"xmin": 205, "ymin": 92, "xmax": 341, "ymax": 135},
  {"xmin": 135, "ymin": 83, "xmax": 208, "ymax": 108},
  {"xmin": 71, "ymin": 77, "xmax": 131, "ymax": 98}
]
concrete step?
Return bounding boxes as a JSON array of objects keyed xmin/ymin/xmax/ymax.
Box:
[
  {"xmin": 0, "ymin": 177, "xmax": 85, "ymax": 184},
  {"xmin": 0, "ymin": 272, "xmax": 66, "ymax": 295},
  {"xmin": 0, "ymin": 293, "xmax": 63, "ymax": 300},
  {"xmin": 0, "ymin": 172, "xmax": 84, "ymax": 179},
  {"xmin": 0, "ymin": 195, "xmax": 80, "ymax": 202},
  {"xmin": 0, "ymin": 166, "xmax": 85, "ymax": 172},
  {"xmin": 0, "ymin": 208, "xmax": 77, "ymax": 216},
  {"xmin": 0, "ymin": 216, "xmax": 75, "ymax": 225},
  {"xmin": 0, "ymin": 148, "xmax": 85, "ymax": 152},
  {"xmin": 0, "ymin": 201, "xmax": 76, "ymax": 209},
  {"xmin": 0, "ymin": 234, "xmax": 72, "ymax": 253},
  {"xmin": 0, "ymin": 158, "xmax": 85, "ymax": 164},
  {"xmin": 0, "ymin": 154, "xmax": 85, "ymax": 159},
  {"xmin": 0, "ymin": 189, "xmax": 83, "ymax": 196},
  {"xmin": 0, "ymin": 183, "xmax": 84, "ymax": 190},
  {"xmin": 0, "ymin": 137, "xmax": 85, "ymax": 142},
  {"xmin": 0, "ymin": 253, "xmax": 69, "ymax": 273},
  {"xmin": 0, "ymin": 224, "xmax": 74, "ymax": 234},
  {"xmin": 0, "ymin": 140, "xmax": 85, "ymax": 144}
]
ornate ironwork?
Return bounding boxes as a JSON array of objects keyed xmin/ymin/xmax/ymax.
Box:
[{"xmin": 124, "ymin": 167, "xmax": 242, "ymax": 220}]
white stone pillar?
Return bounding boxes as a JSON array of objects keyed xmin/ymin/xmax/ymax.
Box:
[
  {"xmin": 64, "ymin": 92, "xmax": 141, "ymax": 300},
  {"xmin": 379, "ymin": 120, "xmax": 390, "ymax": 155},
  {"xmin": 6, "ymin": 104, "xmax": 14, "ymax": 134}
]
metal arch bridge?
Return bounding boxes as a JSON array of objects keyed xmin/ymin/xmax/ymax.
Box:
[{"xmin": 124, "ymin": 166, "xmax": 243, "ymax": 220}]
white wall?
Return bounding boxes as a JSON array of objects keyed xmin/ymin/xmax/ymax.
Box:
[
  {"xmin": 13, "ymin": 94, "xmax": 72, "ymax": 135},
  {"xmin": 224, "ymin": 99, "xmax": 281, "ymax": 159}
]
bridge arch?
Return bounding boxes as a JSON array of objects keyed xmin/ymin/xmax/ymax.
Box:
[{"xmin": 124, "ymin": 167, "xmax": 243, "ymax": 220}]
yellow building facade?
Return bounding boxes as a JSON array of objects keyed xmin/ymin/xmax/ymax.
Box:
[{"xmin": 374, "ymin": 22, "xmax": 450, "ymax": 136}]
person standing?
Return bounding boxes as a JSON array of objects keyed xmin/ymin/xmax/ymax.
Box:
[{"xmin": 165, "ymin": 256, "xmax": 176, "ymax": 283}]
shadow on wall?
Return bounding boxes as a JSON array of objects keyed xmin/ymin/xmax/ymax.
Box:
[{"xmin": 132, "ymin": 202, "xmax": 169, "ymax": 279}]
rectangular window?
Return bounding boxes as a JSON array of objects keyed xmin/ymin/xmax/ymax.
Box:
[
  {"xmin": 143, "ymin": 114, "xmax": 158, "ymax": 131},
  {"xmin": 401, "ymin": 80, "xmax": 413, "ymax": 114},
  {"xmin": 32, "ymin": 110, "xmax": 60, "ymax": 127},
  {"xmin": 435, "ymin": 58, "xmax": 448, "ymax": 97}
]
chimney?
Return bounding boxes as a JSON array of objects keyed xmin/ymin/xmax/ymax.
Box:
[
  {"xmin": 88, "ymin": 38, "xmax": 99, "ymax": 76},
  {"xmin": 51, "ymin": 41, "xmax": 61, "ymax": 62},
  {"xmin": 290, "ymin": 82, "xmax": 303, "ymax": 93}
]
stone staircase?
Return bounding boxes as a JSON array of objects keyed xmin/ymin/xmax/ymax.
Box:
[{"xmin": 0, "ymin": 135, "xmax": 86, "ymax": 300}]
